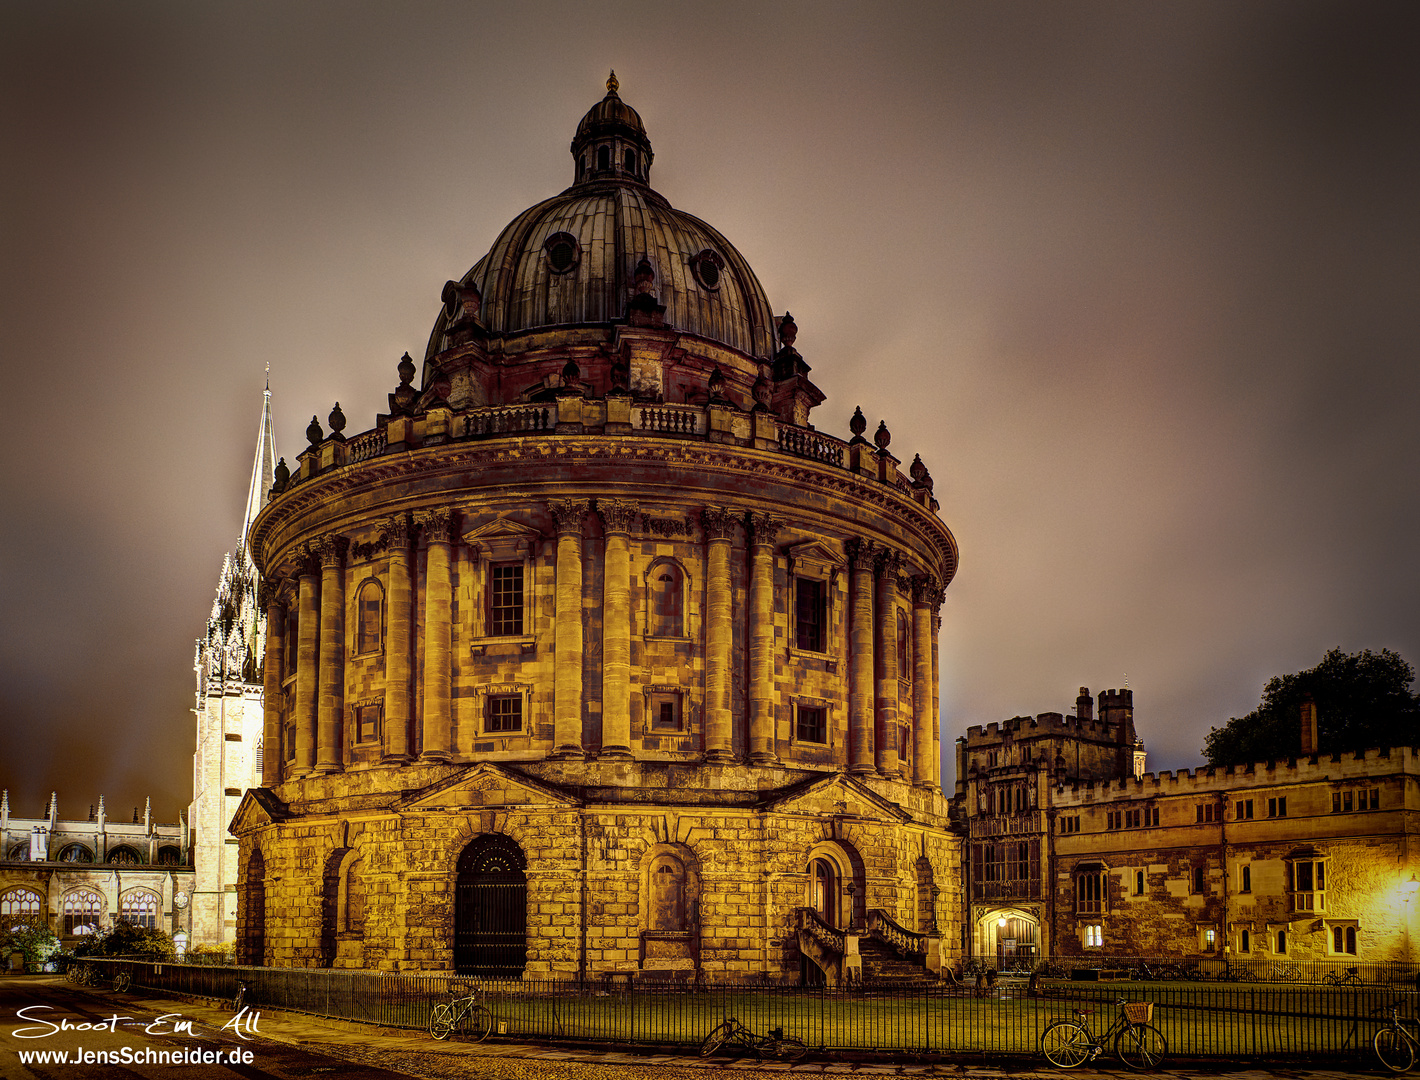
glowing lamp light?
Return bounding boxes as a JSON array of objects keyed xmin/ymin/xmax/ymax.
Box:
[
  {"xmin": 998, "ymin": 916, "xmax": 1008, "ymax": 929},
  {"xmin": 1403, "ymin": 873, "xmax": 1420, "ymax": 897}
]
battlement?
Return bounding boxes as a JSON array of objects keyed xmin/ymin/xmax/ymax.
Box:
[
  {"xmin": 1049, "ymin": 745, "xmax": 1420, "ymax": 806},
  {"xmin": 961, "ymin": 711, "xmax": 1117, "ymax": 744}
]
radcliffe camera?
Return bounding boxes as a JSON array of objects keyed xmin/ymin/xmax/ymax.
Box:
[{"xmin": 4, "ymin": 7, "xmax": 1420, "ymax": 1073}]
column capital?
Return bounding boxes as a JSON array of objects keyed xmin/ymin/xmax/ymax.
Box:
[
  {"xmin": 294, "ymin": 545, "xmax": 321, "ymax": 578},
  {"xmin": 382, "ymin": 512, "xmax": 414, "ymax": 550},
  {"xmin": 700, "ymin": 506, "xmax": 738, "ymax": 541},
  {"xmin": 845, "ymin": 537, "xmax": 878, "ymax": 571},
  {"xmin": 316, "ymin": 534, "xmax": 349, "ymax": 569},
  {"xmin": 910, "ymin": 572, "xmax": 942, "ymax": 606},
  {"xmin": 416, "ymin": 508, "xmax": 458, "ymax": 545},
  {"xmin": 550, "ymin": 498, "xmax": 590, "ymax": 536},
  {"xmin": 875, "ymin": 546, "xmax": 904, "ymax": 576},
  {"xmin": 746, "ymin": 511, "xmax": 785, "ymax": 548},
  {"xmin": 597, "ymin": 498, "xmax": 639, "ymax": 535},
  {"xmin": 257, "ymin": 581, "xmax": 285, "ymax": 611}
]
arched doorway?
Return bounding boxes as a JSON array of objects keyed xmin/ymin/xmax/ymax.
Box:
[
  {"xmin": 239, "ymin": 850, "xmax": 265, "ymax": 966},
  {"xmin": 455, "ymin": 835, "xmax": 527, "ymax": 976},
  {"xmin": 808, "ymin": 858, "xmax": 837, "ymax": 926},
  {"xmin": 977, "ymin": 907, "xmax": 1039, "ymax": 972}
]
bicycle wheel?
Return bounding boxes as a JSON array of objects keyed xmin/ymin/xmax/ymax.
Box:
[
  {"xmin": 775, "ymin": 1037, "xmax": 806, "ymax": 1062},
  {"xmin": 113, "ymin": 972, "xmax": 131, "ymax": 993},
  {"xmin": 429, "ymin": 1003, "xmax": 453, "ymax": 1041},
  {"xmin": 1374, "ymin": 1027, "xmax": 1415, "ymax": 1073},
  {"xmin": 1116, "ymin": 1023, "xmax": 1168, "ymax": 1071},
  {"xmin": 468, "ymin": 1004, "xmax": 493, "ymax": 1042},
  {"xmin": 1041, "ymin": 1021, "xmax": 1092, "ymax": 1068},
  {"xmin": 700, "ymin": 1020, "xmax": 734, "ymax": 1057}
]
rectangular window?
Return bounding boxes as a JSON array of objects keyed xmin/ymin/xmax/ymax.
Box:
[
  {"xmin": 489, "ymin": 563, "xmax": 524, "ymax": 636},
  {"xmin": 1196, "ymin": 803, "xmax": 1217, "ymax": 823},
  {"xmin": 1146, "ymin": 806, "xmax": 1159, "ymax": 827},
  {"xmin": 1290, "ymin": 858, "xmax": 1326, "ymax": 912},
  {"xmin": 357, "ymin": 592, "xmax": 381, "ymax": 653},
  {"xmin": 1277, "ymin": 930, "xmax": 1287, "ymax": 955},
  {"xmin": 1076, "ymin": 871, "xmax": 1106, "ymax": 914},
  {"xmin": 1236, "ymin": 799, "xmax": 1253, "ymax": 820},
  {"xmin": 1268, "ymin": 796, "xmax": 1287, "ymax": 818},
  {"xmin": 356, "ymin": 705, "xmax": 380, "ymax": 744},
  {"xmin": 1364, "ymin": 788, "xmax": 1380, "ymax": 810},
  {"xmin": 1203, "ymin": 927, "xmax": 1217, "ymax": 950},
  {"xmin": 796, "ymin": 705, "xmax": 827, "ymax": 744},
  {"xmin": 486, "ymin": 694, "xmax": 522, "ymax": 733},
  {"xmin": 896, "ymin": 609, "xmax": 909, "ymax": 679},
  {"xmin": 1107, "ymin": 811, "xmax": 1122, "ymax": 831},
  {"xmin": 1333, "ymin": 790, "xmax": 1352, "ymax": 813},
  {"xmin": 1240, "ymin": 864, "xmax": 1251, "ymax": 893},
  {"xmin": 795, "ymin": 577, "xmax": 826, "ymax": 652},
  {"xmin": 1059, "ymin": 816, "xmax": 1079, "ymax": 834},
  {"xmin": 1331, "ymin": 925, "xmax": 1359, "ymax": 955}
]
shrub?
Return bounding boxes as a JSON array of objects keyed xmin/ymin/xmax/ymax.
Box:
[{"xmin": 72, "ymin": 922, "xmax": 176, "ymax": 961}]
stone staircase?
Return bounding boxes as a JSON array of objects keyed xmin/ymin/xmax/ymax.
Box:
[
  {"xmin": 857, "ymin": 935, "xmax": 937, "ymax": 985},
  {"xmin": 796, "ymin": 906, "xmax": 942, "ymax": 988}
]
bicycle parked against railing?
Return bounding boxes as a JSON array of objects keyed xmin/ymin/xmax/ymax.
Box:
[
  {"xmin": 1040, "ymin": 998, "xmax": 1167, "ymax": 1071},
  {"xmin": 1374, "ymin": 1005, "xmax": 1420, "ymax": 1072},
  {"xmin": 232, "ymin": 981, "xmax": 248, "ymax": 1013},
  {"xmin": 66, "ymin": 962, "xmax": 99, "ymax": 988},
  {"xmin": 1325, "ymin": 966, "xmax": 1363, "ymax": 987},
  {"xmin": 112, "ymin": 970, "xmax": 132, "ymax": 993},
  {"xmin": 700, "ymin": 1017, "xmax": 806, "ymax": 1061},
  {"xmin": 429, "ymin": 985, "xmax": 493, "ymax": 1042}
]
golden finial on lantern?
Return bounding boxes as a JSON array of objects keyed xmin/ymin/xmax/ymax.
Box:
[{"xmin": 607, "ymin": 70, "xmax": 619, "ymax": 95}]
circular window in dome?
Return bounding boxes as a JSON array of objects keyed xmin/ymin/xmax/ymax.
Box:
[
  {"xmin": 545, "ymin": 232, "xmax": 580, "ymax": 275},
  {"xmin": 691, "ymin": 249, "xmax": 724, "ymax": 290}
]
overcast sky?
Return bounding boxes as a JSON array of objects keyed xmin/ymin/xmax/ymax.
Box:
[{"xmin": 3, "ymin": 1, "xmax": 1418, "ymax": 822}]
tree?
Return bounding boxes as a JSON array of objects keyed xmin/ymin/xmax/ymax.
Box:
[
  {"xmin": 1203, "ymin": 648, "xmax": 1420, "ymax": 767},
  {"xmin": 0, "ymin": 919, "xmax": 58, "ymax": 970},
  {"xmin": 72, "ymin": 921, "xmax": 176, "ymax": 961}
]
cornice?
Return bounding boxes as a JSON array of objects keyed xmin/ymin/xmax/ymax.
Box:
[{"xmin": 251, "ymin": 435, "xmax": 957, "ymax": 582}]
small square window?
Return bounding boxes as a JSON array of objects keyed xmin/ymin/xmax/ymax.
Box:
[
  {"xmin": 796, "ymin": 705, "xmax": 827, "ymax": 744},
  {"xmin": 487, "ymin": 694, "xmax": 522, "ymax": 733},
  {"xmin": 650, "ymin": 695, "xmax": 681, "ymax": 731},
  {"xmin": 1268, "ymin": 796, "xmax": 1287, "ymax": 818},
  {"xmin": 355, "ymin": 704, "xmax": 380, "ymax": 744}
]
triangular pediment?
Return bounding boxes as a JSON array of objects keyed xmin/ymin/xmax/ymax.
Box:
[
  {"xmin": 462, "ymin": 515, "xmax": 541, "ymax": 561},
  {"xmin": 785, "ymin": 540, "xmax": 843, "ymax": 567},
  {"xmin": 396, "ymin": 762, "xmax": 581, "ymax": 812},
  {"xmin": 761, "ymin": 772, "xmax": 909, "ymax": 823},
  {"xmin": 227, "ymin": 788, "xmax": 289, "ymax": 837}
]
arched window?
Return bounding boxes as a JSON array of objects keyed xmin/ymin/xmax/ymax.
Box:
[
  {"xmin": 809, "ymin": 858, "xmax": 837, "ymax": 926},
  {"xmin": 897, "ymin": 608, "xmax": 909, "ymax": 679},
  {"xmin": 107, "ymin": 846, "xmax": 141, "ymax": 865},
  {"xmin": 648, "ymin": 854, "xmax": 686, "ymax": 931},
  {"xmin": 0, "ymin": 888, "xmax": 42, "ymax": 922},
  {"xmin": 355, "ymin": 580, "xmax": 383, "ymax": 655},
  {"xmin": 58, "ymin": 844, "xmax": 92, "ymax": 863},
  {"xmin": 597, "ymin": 145, "xmax": 610, "ymax": 171},
  {"xmin": 342, "ymin": 855, "xmax": 365, "ymax": 934},
  {"xmin": 157, "ymin": 847, "xmax": 182, "ymax": 866},
  {"xmin": 6, "ymin": 843, "xmax": 27, "ymax": 860},
  {"xmin": 649, "ymin": 563, "xmax": 684, "ymax": 637},
  {"xmin": 624, "ymin": 149, "xmax": 637, "ymax": 175},
  {"xmin": 120, "ymin": 891, "xmax": 159, "ymax": 929},
  {"xmin": 63, "ymin": 889, "xmax": 104, "ymax": 935}
]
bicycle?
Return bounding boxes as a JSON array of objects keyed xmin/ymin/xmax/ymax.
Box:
[
  {"xmin": 66, "ymin": 962, "xmax": 99, "ymax": 987},
  {"xmin": 1040, "ymin": 998, "xmax": 1168, "ymax": 1071},
  {"xmin": 1374, "ymin": 1005, "xmax": 1420, "ymax": 1072},
  {"xmin": 429, "ymin": 985, "xmax": 493, "ymax": 1042},
  {"xmin": 1325, "ymin": 966, "xmax": 1363, "ymax": 987},
  {"xmin": 699, "ymin": 1017, "xmax": 806, "ymax": 1061},
  {"xmin": 232, "ymin": 982, "xmax": 248, "ymax": 1013},
  {"xmin": 112, "ymin": 970, "xmax": 132, "ymax": 993}
]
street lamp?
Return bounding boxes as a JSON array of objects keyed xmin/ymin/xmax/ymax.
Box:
[
  {"xmin": 845, "ymin": 881, "xmax": 857, "ymax": 931},
  {"xmin": 930, "ymin": 884, "xmax": 940, "ymax": 933}
]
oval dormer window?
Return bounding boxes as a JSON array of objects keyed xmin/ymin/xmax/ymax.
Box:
[
  {"xmin": 691, "ymin": 249, "xmax": 724, "ymax": 291},
  {"xmin": 545, "ymin": 232, "xmax": 579, "ymax": 275}
]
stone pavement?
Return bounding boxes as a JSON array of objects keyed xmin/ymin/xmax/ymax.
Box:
[{"xmin": 63, "ymin": 979, "xmax": 1373, "ymax": 1080}]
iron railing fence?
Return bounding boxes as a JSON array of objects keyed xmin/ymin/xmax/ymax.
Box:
[
  {"xmin": 1022, "ymin": 955, "xmax": 1420, "ymax": 986},
  {"xmin": 83, "ymin": 958, "xmax": 1420, "ymax": 1061}
]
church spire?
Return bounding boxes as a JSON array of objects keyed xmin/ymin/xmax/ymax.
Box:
[{"xmin": 240, "ymin": 375, "xmax": 278, "ymax": 571}]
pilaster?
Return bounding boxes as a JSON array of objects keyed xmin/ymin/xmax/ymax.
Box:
[
  {"xmin": 874, "ymin": 547, "xmax": 902, "ymax": 777},
  {"xmin": 911, "ymin": 574, "xmax": 938, "ymax": 789},
  {"xmin": 845, "ymin": 538, "xmax": 876, "ymax": 774},
  {"xmin": 383, "ymin": 514, "xmax": 414, "ymax": 763},
  {"xmin": 551, "ymin": 499, "xmax": 589, "ymax": 759},
  {"xmin": 259, "ymin": 581, "xmax": 285, "ymax": 787},
  {"xmin": 746, "ymin": 511, "xmax": 783, "ymax": 765},
  {"xmin": 295, "ymin": 550, "xmax": 320, "ymax": 776},
  {"xmin": 701, "ymin": 506, "xmax": 738, "ymax": 764},
  {"xmin": 418, "ymin": 509, "xmax": 456, "ymax": 763},
  {"xmin": 599, "ymin": 499, "xmax": 638, "ymax": 758},
  {"xmin": 316, "ymin": 534, "xmax": 349, "ymax": 773}
]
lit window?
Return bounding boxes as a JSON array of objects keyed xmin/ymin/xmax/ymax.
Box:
[
  {"xmin": 120, "ymin": 891, "xmax": 159, "ymax": 929},
  {"xmin": 489, "ymin": 563, "xmax": 524, "ymax": 636},
  {"xmin": 63, "ymin": 890, "xmax": 104, "ymax": 935},
  {"xmin": 58, "ymin": 844, "xmax": 92, "ymax": 863},
  {"xmin": 107, "ymin": 846, "xmax": 140, "ymax": 865},
  {"xmin": 1204, "ymin": 927, "xmax": 1217, "ymax": 950},
  {"xmin": 1084, "ymin": 924, "xmax": 1103, "ymax": 948},
  {"xmin": 1289, "ymin": 856, "xmax": 1326, "ymax": 912},
  {"xmin": 795, "ymin": 577, "xmax": 826, "ymax": 652},
  {"xmin": 0, "ymin": 889, "xmax": 41, "ymax": 920},
  {"xmin": 486, "ymin": 694, "xmax": 521, "ymax": 733}
]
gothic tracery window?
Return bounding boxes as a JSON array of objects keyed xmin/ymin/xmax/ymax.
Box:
[
  {"xmin": 63, "ymin": 889, "xmax": 104, "ymax": 935},
  {"xmin": 121, "ymin": 890, "xmax": 159, "ymax": 929}
]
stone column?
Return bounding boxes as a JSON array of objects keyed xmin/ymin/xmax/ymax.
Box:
[
  {"xmin": 845, "ymin": 538, "xmax": 877, "ymax": 774},
  {"xmin": 383, "ymin": 514, "xmax": 414, "ymax": 763},
  {"xmin": 747, "ymin": 512, "xmax": 783, "ymax": 765},
  {"xmin": 911, "ymin": 575, "xmax": 938, "ymax": 788},
  {"xmin": 260, "ymin": 583, "xmax": 285, "ymax": 787},
  {"xmin": 599, "ymin": 499, "xmax": 638, "ymax": 758},
  {"xmin": 931, "ymin": 605, "xmax": 943, "ymax": 788},
  {"xmin": 419, "ymin": 510, "xmax": 455, "ymax": 763},
  {"xmin": 874, "ymin": 548, "xmax": 902, "ymax": 777},
  {"xmin": 316, "ymin": 534, "xmax": 349, "ymax": 774},
  {"xmin": 701, "ymin": 507, "xmax": 738, "ymax": 764},
  {"xmin": 294, "ymin": 551, "xmax": 320, "ymax": 776},
  {"xmin": 551, "ymin": 499, "xmax": 589, "ymax": 759}
]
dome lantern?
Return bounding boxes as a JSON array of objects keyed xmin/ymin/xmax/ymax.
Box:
[{"xmin": 570, "ymin": 70, "xmax": 654, "ymax": 186}]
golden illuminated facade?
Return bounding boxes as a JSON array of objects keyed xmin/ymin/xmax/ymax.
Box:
[{"xmin": 233, "ymin": 77, "xmax": 961, "ymax": 982}]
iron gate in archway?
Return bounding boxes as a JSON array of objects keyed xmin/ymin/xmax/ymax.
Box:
[{"xmin": 454, "ymin": 834, "xmax": 527, "ymax": 976}]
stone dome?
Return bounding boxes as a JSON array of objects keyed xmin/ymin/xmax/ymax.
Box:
[{"xmin": 425, "ymin": 75, "xmax": 779, "ymax": 366}]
